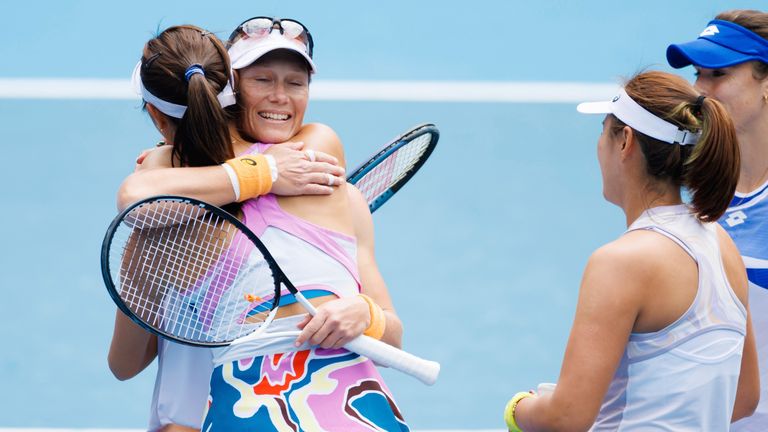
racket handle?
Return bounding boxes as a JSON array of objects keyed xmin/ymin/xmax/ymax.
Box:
[
  {"xmin": 344, "ymin": 335, "xmax": 440, "ymax": 385},
  {"xmin": 295, "ymin": 292, "xmax": 439, "ymax": 384}
]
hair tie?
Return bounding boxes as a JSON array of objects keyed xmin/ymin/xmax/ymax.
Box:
[
  {"xmin": 693, "ymin": 95, "xmax": 706, "ymax": 115},
  {"xmin": 142, "ymin": 52, "xmax": 162, "ymax": 70},
  {"xmin": 184, "ymin": 64, "xmax": 205, "ymax": 82}
]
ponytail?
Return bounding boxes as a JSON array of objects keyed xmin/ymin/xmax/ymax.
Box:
[
  {"xmin": 140, "ymin": 25, "xmax": 235, "ymax": 167},
  {"xmin": 619, "ymin": 71, "xmax": 740, "ymax": 222},
  {"xmin": 174, "ymin": 69, "xmax": 233, "ymax": 167},
  {"xmin": 682, "ymin": 96, "xmax": 740, "ymax": 222}
]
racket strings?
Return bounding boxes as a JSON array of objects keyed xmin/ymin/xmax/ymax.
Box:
[
  {"xmin": 355, "ymin": 133, "xmax": 432, "ymax": 203},
  {"xmin": 110, "ymin": 200, "xmax": 277, "ymax": 344}
]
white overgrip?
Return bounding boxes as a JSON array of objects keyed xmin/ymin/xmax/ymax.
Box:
[
  {"xmin": 294, "ymin": 290, "xmax": 439, "ymax": 385},
  {"xmin": 344, "ymin": 335, "xmax": 440, "ymax": 385}
]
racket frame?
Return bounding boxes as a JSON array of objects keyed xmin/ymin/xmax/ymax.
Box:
[
  {"xmin": 102, "ymin": 195, "xmax": 441, "ymax": 384},
  {"xmin": 101, "ymin": 195, "xmax": 289, "ymax": 347},
  {"xmin": 347, "ymin": 123, "xmax": 439, "ymax": 212}
]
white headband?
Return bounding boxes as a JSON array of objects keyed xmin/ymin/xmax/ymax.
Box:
[
  {"xmin": 131, "ymin": 61, "xmax": 237, "ymax": 119},
  {"xmin": 577, "ymin": 88, "xmax": 700, "ymax": 146}
]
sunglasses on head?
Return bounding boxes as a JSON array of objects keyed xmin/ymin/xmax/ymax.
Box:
[{"xmin": 227, "ymin": 16, "xmax": 314, "ymax": 58}]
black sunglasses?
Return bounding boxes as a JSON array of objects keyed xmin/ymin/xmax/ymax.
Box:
[{"xmin": 227, "ymin": 16, "xmax": 314, "ymax": 59}]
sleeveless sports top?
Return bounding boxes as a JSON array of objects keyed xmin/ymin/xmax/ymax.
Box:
[
  {"xmin": 148, "ymin": 142, "xmax": 360, "ymax": 428},
  {"xmin": 592, "ymin": 205, "xmax": 747, "ymax": 431},
  {"xmin": 721, "ymin": 180, "xmax": 768, "ymax": 431},
  {"xmin": 212, "ymin": 142, "xmax": 361, "ymax": 365}
]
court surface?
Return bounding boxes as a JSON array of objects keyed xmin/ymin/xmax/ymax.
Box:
[{"xmin": 0, "ymin": 0, "xmax": 761, "ymax": 429}]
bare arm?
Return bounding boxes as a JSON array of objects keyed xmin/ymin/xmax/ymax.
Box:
[
  {"xmin": 287, "ymin": 126, "xmax": 402, "ymax": 349},
  {"xmin": 733, "ymin": 310, "xmax": 760, "ymax": 421},
  {"xmin": 718, "ymin": 226, "xmax": 760, "ymax": 421},
  {"xmin": 347, "ymin": 184, "xmax": 404, "ymax": 348},
  {"xmin": 107, "ymin": 309, "xmax": 158, "ymax": 380},
  {"xmin": 514, "ymin": 242, "xmax": 644, "ymax": 431},
  {"xmin": 117, "ymin": 124, "xmax": 346, "ymax": 211}
]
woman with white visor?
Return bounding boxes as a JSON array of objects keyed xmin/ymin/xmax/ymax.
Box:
[
  {"xmin": 503, "ymin": 70, "xmax": 758, "ymax": 431},
  {"xmin": 109, "ymin": 17, "xmax": 409, "ymax": 432}
]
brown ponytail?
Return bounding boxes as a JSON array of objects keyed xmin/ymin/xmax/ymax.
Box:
[
  {"xmin": 139, "ymin": 25, "xmax": 234, "ymax": 167},
  {"xmin": 612, "ymin": 71, "xmax": 740, "ymax": 222}
]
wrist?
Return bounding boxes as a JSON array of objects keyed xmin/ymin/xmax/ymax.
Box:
[
  {"xmin": 263, "ymin": 154, "xmax": 279, "ymax": 183},
  {"xmin": 358, "ymin": 294, "xmax": 386, "ymax": 340},
  {"xmin": 504, "ymin": 391, "xmax": 534, "ymax": 432},
  {"xmin": 223, "ymin": 154, "xmax": 273, "ymax": 202}
]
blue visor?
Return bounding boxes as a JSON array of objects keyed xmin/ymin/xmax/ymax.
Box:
[{"xmin": 667, "ymin": 19, "xmax": 768, "ymax": 69}]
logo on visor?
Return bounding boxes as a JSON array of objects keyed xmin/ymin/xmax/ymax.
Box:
[{"xmin": 700, "ymin": 25, "xmax": 719, "ymax": 37}]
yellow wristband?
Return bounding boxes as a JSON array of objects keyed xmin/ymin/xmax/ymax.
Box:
[
  {"xmin": 358, "ymin": 294, "xmax": 386, "ymax": 340},
  {"xmin": 504, "ymin": 391, "xmax": 533, "ymax": 432},
  {"xmin": 223, "ymin": 154, "xmax": 273, "ymax": 201}
]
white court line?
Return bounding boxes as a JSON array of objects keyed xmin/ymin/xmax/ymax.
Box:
[{"xmin": 0, "ymin": 78, "xmax": 617, "ymax": 103}]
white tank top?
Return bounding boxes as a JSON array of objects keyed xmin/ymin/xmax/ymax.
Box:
[
  {"xmin": 592, "ymin": 205, "xmax": 747, "ymax": 431},
  {"xmin": 148, "ymin": 339, "xmax": 212, "ymax": 431}
]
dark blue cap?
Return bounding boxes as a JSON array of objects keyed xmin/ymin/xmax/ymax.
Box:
[{"xmin": 667, "ymin": 20, "xmax": 768, "ymax": 69}]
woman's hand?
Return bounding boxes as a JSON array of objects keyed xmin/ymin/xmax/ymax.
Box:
[
  {"xmin": 266, "ymin": 141, "xmax": 346, "ymax": 196},
  {"xmin": 294, "ymin": 296, "xmax": 370, "ymax": 349}
]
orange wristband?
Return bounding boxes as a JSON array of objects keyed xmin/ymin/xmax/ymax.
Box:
[
  {"xmin": 358, "ymin": 294, "xmax": 386, "ymax": 340},
  {"xmin": 223, "ymin": 154, "xmax": 273, "ymax": 201}
]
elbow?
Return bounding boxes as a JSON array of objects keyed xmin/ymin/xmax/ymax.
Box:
[
  {"xmin": 520, "ymin": 398, "xmax": 596, "ymax": 432},
  {"xmin": 107, "ymin": 349, "xmax": 150, "ymax": 381},
  {"xmin": 551, "ymin": 415, "xmax": 595, "ymax": 432},
  {"xmin": 744, "ymin": 389, "xmax": 760, "ymax": 419},
  {"xmin": 116, "ymin": 178, "xmax": 142, "ymax": 211},
  {"xmin": 108, "ymin": 356, "xmax": 139, "ymax": 381},
  {"xmin": 545, "ymin": 402, "xmax": 597, "ymax": 432},
  {"xmin": 731, "ymin": 389, "xmax": 760, "ymax": 423},
  {"xmin": 110, "ymin": 369, "xmax": 136, "ymax": 382}
]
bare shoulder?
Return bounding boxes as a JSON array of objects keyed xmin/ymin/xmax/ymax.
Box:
[
  {"xmin": 584, "ymin": 231, "xmax": 673, "ymax": 296},
  {"xmin": 589, "ymin": 232, "xmax": 660, "ymax": 276},
  {"xmin": 136, "ymin": 144, "xmax": 174, "ymax": 171},
  {"xmin": 346, "ymin": 184, "xmax": 372, "ymax": 219},
  {"xmin": 295, "ymin": 123, "xmax": 344, "ymax": 161}
]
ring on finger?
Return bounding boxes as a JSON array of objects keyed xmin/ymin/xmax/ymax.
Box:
[
  {"xmin": 326, "ymin": 173, "xmax": 335, "ymax": 186},
  {"xmin": 305, "ymin": 149, "xmax": 316, "ymax": 162}
]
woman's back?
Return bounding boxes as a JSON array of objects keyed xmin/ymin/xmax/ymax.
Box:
[{"xmin": 593, "ymin": 205, "xmax": 747, "ymax": 431}]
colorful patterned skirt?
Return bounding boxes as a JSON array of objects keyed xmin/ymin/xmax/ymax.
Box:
[{"xmin": 202, "ymin": 347, "xmax": 410, "ymax": 431}]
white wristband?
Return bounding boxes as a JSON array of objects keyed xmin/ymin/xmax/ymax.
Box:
[
  {"xmin": 264, "ymin": 154, "xmax": 279, "ymax": 182},
  {"xmin": 221, "ymin": 163, "xmax": 241, "ymax": 201}
]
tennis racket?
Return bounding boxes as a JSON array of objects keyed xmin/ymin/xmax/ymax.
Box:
[
  {"xmin": 348, "ymin": 123, "xmax": 438, "ymax": 212},
  {"xmin": 101, "ymin": 195, "xmax": 440, "ymax": 385}
]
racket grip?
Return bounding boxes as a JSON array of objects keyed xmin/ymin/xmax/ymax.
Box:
[{"xmin": 344, "ymin": 335, "xmax": 440, "ymax": 385}]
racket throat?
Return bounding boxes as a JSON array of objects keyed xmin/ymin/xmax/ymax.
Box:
[{"xmin": 230, "ymin": 307, "xmax": 279, "ymax": 346}]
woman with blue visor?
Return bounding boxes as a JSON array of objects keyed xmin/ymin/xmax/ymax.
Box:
[{"xmin": 667, "ymin": 9, "xmax": 768, "ymax": 430}]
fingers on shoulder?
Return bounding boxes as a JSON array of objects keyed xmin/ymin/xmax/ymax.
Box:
[
  {"xmin": 138, "ymin": 145, "xmax": 174, "ymax": 170},
  {"xmin": 297, "ymin": 123, "xmax": 345, "ymax": 162}
]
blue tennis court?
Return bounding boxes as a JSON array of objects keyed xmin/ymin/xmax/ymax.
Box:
[{"xmin": 1, "ymin": 0, "xmax": 762, "ymax": 430}]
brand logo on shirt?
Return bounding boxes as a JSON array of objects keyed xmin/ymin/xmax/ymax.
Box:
[
  {"xmin": 700, "ymin": 25, "xmax": 719, "ymax": 37},
  {"xmin": 724, "ymin": 210, "xmax": 747, "ymax": 227}
]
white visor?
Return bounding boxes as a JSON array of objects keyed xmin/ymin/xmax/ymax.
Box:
[
  {"xmin": 131, "ymin": 61, "xmax": 237, "ymax": 119},
  {"xmin": 577, "ymin": 88, "xmax": 700, "ymax": 146},
  {"xmin": 228, "ymin": 30, "xmax": 316, "ymax": 72}
]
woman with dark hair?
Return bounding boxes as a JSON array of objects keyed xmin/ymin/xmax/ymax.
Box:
[{"xmin": 503, "ymin": 71, "xmax": 759, "ymax": 431}]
